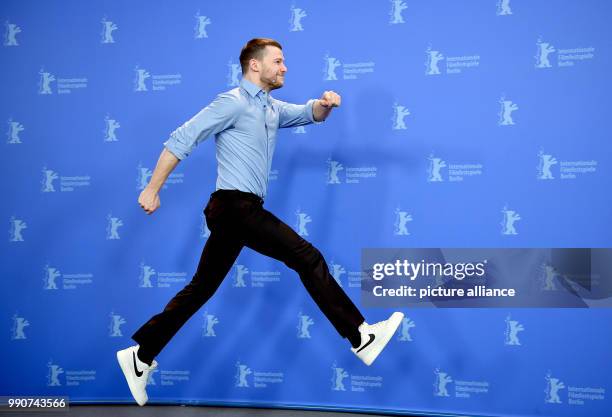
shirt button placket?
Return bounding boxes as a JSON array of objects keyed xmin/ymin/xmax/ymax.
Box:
[{"xmin": 260, "ymin": 93, "xmax": 270, "ymax": 186}]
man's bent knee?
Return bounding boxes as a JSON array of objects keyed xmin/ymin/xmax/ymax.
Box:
[{"xmin": 287, "ymin": 241, "xmax": 327, "ymax": 273}]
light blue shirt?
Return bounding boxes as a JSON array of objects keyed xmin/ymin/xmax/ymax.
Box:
[{"xmin": 164, "ymin": 79, "xmax": 317, "ymax": 199}]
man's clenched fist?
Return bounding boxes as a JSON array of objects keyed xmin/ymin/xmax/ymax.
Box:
[
  {"xmin": 138, "ymin": 187, "xmax": 160, "ymax": 215},
  {"xmin": 318, "ymin": 90, "xmax": 341, "ymax": 108}
]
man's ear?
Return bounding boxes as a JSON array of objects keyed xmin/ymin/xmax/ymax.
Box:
[{"xmin": 249, "ymin": 58, "xmax": 260, "ymax": 73}]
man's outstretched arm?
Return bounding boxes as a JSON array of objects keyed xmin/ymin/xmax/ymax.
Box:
[
  {"xmin": 138, "ymin": 92, "xmax": 243, "ymax": 215},
  {"xmin": 138, "ymin": 148, "xmax": 180, "ymax": 215}
]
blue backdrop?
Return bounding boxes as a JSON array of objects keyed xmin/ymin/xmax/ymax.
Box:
[{"xmin": 2, "ymin": 1, "xmax": 611, "ymax": 416}]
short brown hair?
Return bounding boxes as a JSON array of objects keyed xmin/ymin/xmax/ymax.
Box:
[{"xmin": 239, "ymin": 38, "xmax": 282, "ymax": 74}]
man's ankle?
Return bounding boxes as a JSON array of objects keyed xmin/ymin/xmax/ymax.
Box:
[
  {"xmin": 347, "ymin": 329, "xmax": 362, "ymax": 349},
  {"xmin": 137, "ymin": 346, "xmax": 154, "ymax": 366}
]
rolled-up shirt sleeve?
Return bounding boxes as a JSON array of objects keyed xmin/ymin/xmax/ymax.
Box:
[
  {"xmin": 164, "ymin": 92, "xmax": 242, "ymax": 160},
  {"xmin": 275, "ymin": 98, "xmax": 319, "ymax": 129}
]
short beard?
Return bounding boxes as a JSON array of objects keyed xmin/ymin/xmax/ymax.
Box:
[{"xmin": 261, "ymin": 74, "xmax": 284, "ymax": 90}]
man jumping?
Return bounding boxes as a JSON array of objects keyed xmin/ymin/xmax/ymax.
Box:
[{"xmin": 116, "ymin": 38, "xmax": 403, "ymax": 406}]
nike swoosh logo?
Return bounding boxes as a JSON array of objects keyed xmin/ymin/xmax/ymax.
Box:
[
  {"xmin": 132, "ymin": 351, "xmax": 143, "ymax": 377},
  {"xmin": 356, "ymin": 334, "xmax": 375, "ymax": 353}
]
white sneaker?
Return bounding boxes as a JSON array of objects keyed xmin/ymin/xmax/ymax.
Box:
[
  {"xmin": 351, "ymin": 312, "xmax": 404, "ymax": 366},
  {"xmin": 116, "ymin": 345, "xmax": 157, "ymax": 406}
]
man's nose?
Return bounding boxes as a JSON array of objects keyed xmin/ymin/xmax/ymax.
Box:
[{"xmin": 281, "ymin": 64, "xmax": 288, "ymax": 72}]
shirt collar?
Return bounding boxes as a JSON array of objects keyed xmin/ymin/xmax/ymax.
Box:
[{"xmin": 240, "ymin": 78, "xmax": 265, "ymax": 98}]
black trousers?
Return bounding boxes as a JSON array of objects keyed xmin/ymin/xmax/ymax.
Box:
[{"xmin": 132, "ymin": 189, "xmax": 364, "ymax": 358}]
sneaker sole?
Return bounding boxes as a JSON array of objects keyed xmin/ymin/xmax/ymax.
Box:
[
  {"xmin": 362, "ymin": 312, "xmax": 404, "ymax": 366},
  {"xmin": 116, "ymin": 349, "xmax": 148, "ymax": 406}
]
